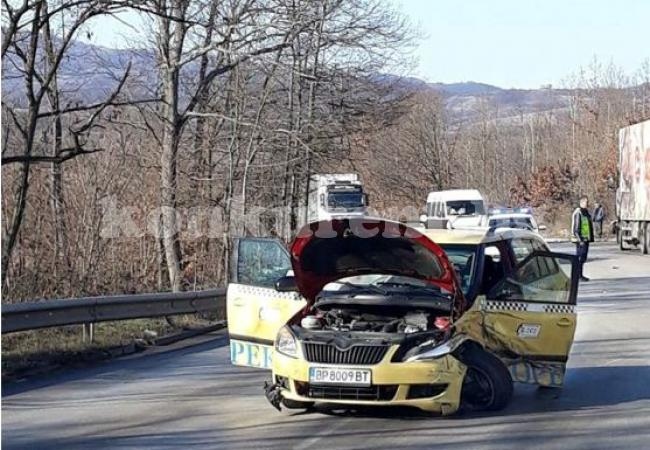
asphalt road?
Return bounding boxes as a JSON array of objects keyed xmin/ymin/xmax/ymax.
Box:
[{"xmin": 3, "ymin": 243, "xmax": 650, "ymax": 449}]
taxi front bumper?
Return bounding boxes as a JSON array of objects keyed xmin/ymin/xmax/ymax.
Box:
[{"xmin": 271, "ymin": 346, "xmax": 468, "ymax": 414}]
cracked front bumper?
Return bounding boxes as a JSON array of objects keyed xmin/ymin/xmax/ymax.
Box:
[{"xmin": 271, "ymin": 346, "xmax": 467, "ymax": 414}]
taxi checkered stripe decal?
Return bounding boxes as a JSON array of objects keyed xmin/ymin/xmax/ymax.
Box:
[
  {"xmin": 482, "ymin": 299, "xmax": 574, "ymax": 314},
  {"xmin": 483, "ymin": 300, "xmax": 528, "ymax": 311},
  {"xmin": 236, "ymin": 284, "xmax": 301, "ymax": 300},
  {"xmin": 543, "ymin": 304, "xmax": 574, "ymax": 314}
]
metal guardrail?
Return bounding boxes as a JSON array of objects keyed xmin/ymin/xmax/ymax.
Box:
[{"xmin": 1, "ymin": 288, "xmax": 226, "ymax": 334}]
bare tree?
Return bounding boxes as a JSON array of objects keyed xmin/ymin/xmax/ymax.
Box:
[
  {"xmin": 1, "ymin": 0, "xmax": 136, "ymax": 287},
  {"xmin": 133, "ymin": 0, "xmax": 309, "ymax": 291}
]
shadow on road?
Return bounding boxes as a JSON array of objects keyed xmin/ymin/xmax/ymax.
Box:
[
  {"xmin": 504, "ymin": 364, "xmax": 650, "ymax": 413},
  {"xmin": 2, "ymin": 332, "xmax": 230, "ymax": 398},
  {"xmin": 296, "ymin": 364, "xmax": 650, "ymax": 421}
]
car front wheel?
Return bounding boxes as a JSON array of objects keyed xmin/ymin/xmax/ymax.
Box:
[{"xmin": 458, "ymin": 345, "xmax": 513, "ymax": 412}]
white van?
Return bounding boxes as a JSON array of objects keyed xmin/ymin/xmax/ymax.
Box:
[{"xmin": 420, "ymin": 189, "xmax": 487, "ymax": 229}]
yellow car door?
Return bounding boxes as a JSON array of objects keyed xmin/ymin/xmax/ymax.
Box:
[
  {"xmin": 227, "ymin": 238, "xmax": 307, "ymax": 369},
  {"xmin": 478, "ymin": 249, "xmax": 579, "ymax": 387}
]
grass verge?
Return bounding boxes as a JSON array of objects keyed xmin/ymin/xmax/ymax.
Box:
[{"xmin": 2, "ymin": 313, "xmax": 221, "ymax": 381}]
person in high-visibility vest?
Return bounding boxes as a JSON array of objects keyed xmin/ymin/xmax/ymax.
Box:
[{"xmin": 571, "ymin": 196, "xmax": 594, "ymax": 281}]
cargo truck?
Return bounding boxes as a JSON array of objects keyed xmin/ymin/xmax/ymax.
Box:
[{"xmin": 617, "ymin": 119, "xmax": 650, "ymax": 254}]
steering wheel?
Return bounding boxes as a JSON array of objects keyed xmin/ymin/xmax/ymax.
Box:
[{"xmin": 489, "ymin": 277, "xmax": 524, "ymax": 300}]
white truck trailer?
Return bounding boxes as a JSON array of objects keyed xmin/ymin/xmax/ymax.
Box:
[
  {"xmin": 617, "ymin": 119, "xmax": 650, "ymax": 254},
  {"xmin": 306, "ymin": 173, "xmax": 368, "ymax": 224}
]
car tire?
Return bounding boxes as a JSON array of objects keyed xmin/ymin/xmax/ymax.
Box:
[
  {"xmin": 458, "ymin": 344, "xmax": 513, "ymax": 412},
  {"xmin": 281, "ymin": 398, "xmax": 315, "ymax": 410}
]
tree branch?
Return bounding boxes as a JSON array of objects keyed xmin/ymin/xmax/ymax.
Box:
[
  {"xmin": 71, "ymin": 62, "xmax": 132, "ymax": 134},
  {"xmin": 2, "ymin": 147, "xmax": 103, "ymax": 165},
  {"xmin": 37, "ymin": 98, "xmax": 160, "ymax": 119}
]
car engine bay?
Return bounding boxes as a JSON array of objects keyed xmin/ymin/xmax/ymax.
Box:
[
  {"xmin": 290, "ymin": 294, "xmax": 454, "ymax": 352},
  {"xmin": 302, "ymin": 306, "xmax": 443, "ymax": 334}
]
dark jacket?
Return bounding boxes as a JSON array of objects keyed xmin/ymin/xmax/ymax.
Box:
[
  {"xmin": 593, "ymin": 206, "xmax": 605, "ymax": 222},
  {"xmin": 572, "ymin": 208, "xmax": 594, "ymax": 242}
]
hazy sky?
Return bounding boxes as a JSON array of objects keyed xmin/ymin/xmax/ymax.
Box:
[
  {"xmin": 88, "ymin": 0, "xmax": 649, "ymax": 89},
  {"xmin": 393, "ymin": 0, "xmax": 649, "ymax": 88}
]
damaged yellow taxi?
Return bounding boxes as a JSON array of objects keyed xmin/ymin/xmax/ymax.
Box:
[{"xmin": 227, "ymin": 219, "xmax": 578, "ymax": 415}]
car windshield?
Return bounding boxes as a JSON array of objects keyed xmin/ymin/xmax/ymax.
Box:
[
  {"xmin": 324, "ymin": 275, "xmax": 444, "ymax": 292},
  {"xmin": 321, "ymin": 245, "xmax": 477, "ymax": 298},
  {"xmin": 489, "ymin": 217, "xmax": 534, "ymax": 230},
  {"xmin": 446, "ymin": 200, "xmax": 485, "ymax": 216},
  {"xmin": 327, "ymin": 191, "xmax": 364, "ymax": 208},
  {"xmin": 318, "ymin": 274, "xmax": 454, "ymax": 312},
  {"xmin": 321, "ymin": 275, "xmax": 453, "ymax": 308},
  {"xmin": 439, "ymin": 244, "xmax": 477, "ymax": 296}
]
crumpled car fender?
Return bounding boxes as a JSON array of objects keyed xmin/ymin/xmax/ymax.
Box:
[{"xmin": 452, "ymin": 296, "xmax": 569, "ymax": 387}]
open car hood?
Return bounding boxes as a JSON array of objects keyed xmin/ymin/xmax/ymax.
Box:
[{"xmin": 290, "ymin": 218, "xmax": 462, "ymax": 302}]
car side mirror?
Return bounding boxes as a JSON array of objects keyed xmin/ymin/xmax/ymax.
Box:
[
  {"xmin": 275, "ymin": 276, "xmax": 298, "ymax": 292},
  {"xmin": 538, "ymin": 225, "xmax": 547, "ymax": 231}
]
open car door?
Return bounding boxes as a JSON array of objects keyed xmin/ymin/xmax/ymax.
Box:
[
  {"xmin": 227, "ymin": 238, "xmax": 307, "ymax": 369},
  {"xmin": 479, "ymin": 250, "xmax": 579, "ymax": 387}
]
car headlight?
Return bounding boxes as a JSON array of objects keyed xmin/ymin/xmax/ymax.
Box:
[
  {"xmin": 275, "ymin": 326, "xmax": 298, "ymax": 358},
  {"xmin": 405, "ymin": 340, "xmax": 453, "ymax": 362},
  {"xmin": 403, "ymin": 334, "xmax": 469, "ymax": 362}
]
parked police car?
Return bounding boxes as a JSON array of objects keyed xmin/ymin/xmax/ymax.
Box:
[{"xmin": 487, "ymin": 207, "xmax": 545, "ymax": 234}]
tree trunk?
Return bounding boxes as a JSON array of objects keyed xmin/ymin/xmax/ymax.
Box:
[
  {"xmin": 157, "ymin": 1, "xmax": 185, "ymax": 292},
  {"xmin": 2, "ymin": 160, "xmax": 31, "ymax": 287},
  {"xmin": 160, "ymin": 115, "xmax": 183, "ymax": 291},
  {"xmin": 43, "ymin": 4, "xmax": 68, "ymax": 288},
  {"xmin": 2, "ymin": 2, "xmax": 42, "ymax": 287}
]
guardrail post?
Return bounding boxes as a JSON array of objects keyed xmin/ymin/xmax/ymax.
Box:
[{"xmin": 82, "ymin": 323, "xmax": 94, "ymax": 343}]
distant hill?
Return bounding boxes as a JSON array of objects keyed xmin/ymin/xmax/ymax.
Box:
[
  {"xmin": 2, "ymin": 40, "xmax": 157, "ymax": 106},
  {"xmin": 440, "ymin": 85, "xmax": 573, "ymax": 123},
  {"xmin": 375, "ymin": 74, "xmax": 573, "ymax": 122},
  {"xmin": 430, "ymin": 81, "xmax": 503, "ymax": 96},
  {"xmin": 2, "ymin": 40, "xmax": 573, "ymax": 122}
]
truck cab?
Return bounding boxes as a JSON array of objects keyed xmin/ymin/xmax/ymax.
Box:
[{"xmin": 307, "ymin": 174, "xmax": 369, "ymax": 223}]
